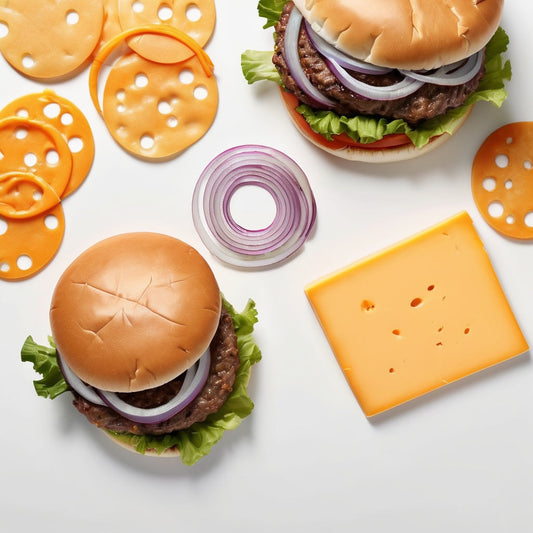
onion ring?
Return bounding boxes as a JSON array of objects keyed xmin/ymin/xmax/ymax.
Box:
[
  {"xmin": 192, "ymin": 145, "xmax": 316, "ymax": 268},
  {"xmin": 284, "ymin": 8, "xmax": 335, "ymax": 108},
  {"xmin": 96, "ymin": 349, "xmax": 211, "ymax": 425}
]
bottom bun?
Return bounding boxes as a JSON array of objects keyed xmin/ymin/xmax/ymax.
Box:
[{"xmin": 281, "ymin": 89, "xmax": 473, "ymax": 163}]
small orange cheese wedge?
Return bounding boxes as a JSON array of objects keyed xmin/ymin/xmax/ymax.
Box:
[
  {"xmin": 117, "ymin": 0, "xmax": 216, "ymax": 64},
  {"xmin": 0, "ymin": 91, "xmax": 94, "ymax": 198}
]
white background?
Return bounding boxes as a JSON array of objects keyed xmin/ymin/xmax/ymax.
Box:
[{"xmin": 1, "ymin": 1, "xmax": 532, "ymax": 531}]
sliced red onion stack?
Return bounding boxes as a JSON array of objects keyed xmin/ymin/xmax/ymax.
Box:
[
  {"xmin": 286, "ymin": 5, "xmax": 485, "ymax": 102},
  {"xmin": 192, "ymin": 145, "xmax": 316, "ymax": 268},
  {"xmin": 57, "ymin": 349, "xmax": 211, "ymax": 424}
]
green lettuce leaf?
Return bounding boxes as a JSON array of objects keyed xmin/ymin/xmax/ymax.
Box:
[
  {"xmin": 241, "ymin": 23, "xmax": 512, "ymax": 149},
  {"xmin": 22, "ymin": 298, "xmax": 261, "ymax": 466},
  {"xmin": 257, "ymin": 0, "xmax": 289, "ymax": 28},
  {"xmin": 21, "ymin": 335, "xmax": 68, "ymax": 399}
]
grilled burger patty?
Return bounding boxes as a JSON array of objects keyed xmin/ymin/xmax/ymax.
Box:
[
  {"xmin": 71, "ymin": 306, "xmax": 239, "ymax": 435},
  {"xmin": 273, "ymin": 1, "xmax": 485, "ymax": 124}
]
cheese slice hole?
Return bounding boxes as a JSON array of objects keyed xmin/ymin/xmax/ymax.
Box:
[
  {"xmin": 15, "ymin": 108, "xmax": 29, "ymax": 118},
  {"xmin": 65, "ymin": 10, "xmax": 80, "ymax": 26},
  {"xmin": 15, "ymin": 127, "xmax": 28, "ymax": 139},
  {"xmin": 140, "ymin": 134, "xmax": 155, "ymax": 149},
  {"xmin": 132, "ymin": 1, "xmax": 144, "ymax": 13},
  {"xmin": 410, "ymin": 297, "xmax": 423, "ymax": 308},
  {"xmin": 68, "ymin": 137, "xmax": 83, "ymax": 153},
  {"xmin": 506, "ymin": 215, "xmax": 515, "ymax": 225},
  {"xmin": 179, "ymin": 69, "xmax": 194, "ymax": 84},
  {"xmin": 186, "ymin": 4, "xmax": 202, "ymax": 22},
  {"xmin": 495, "ymin": 154, "xmax": 509, "ymax": 168},
  {"xmin": 17, "ymin": 254, "xmax": 32, "ymax": 271},
  {"xmin": 60, "ymin": 113, "xmax": 73, "ymax": 126},
  {"xmin": 0, "ymin": 218, "xmax": 7, "ymax": 235},
  {"xmin": 193, "ymin": 85, "xmax": 208, "ymax": 100},
  {"xmin": 45, "ymin": 149, "xmax": 59, "ymax": 165},
  {"xmin": 44, "ymin": 214, "xmax": 59, "ymax": 230},
  {"xmin": 24, "ymin": 153, "xmax": 38, "ymax": 167},
  {"xmin": 44, "ymin": 103, "xmax": 61, "ymax": 119},
  {"xmin": 135, "ymin": 73, "xmax": 149, "ymax": 88},
  {"xmin": 158, "ymin": 100, "xmax": 172, "ymax": 114},
  {"xmin": 22, "ymin": 55, "xmax": 35, "ymax": 69},
  {"xmin": 524, "ymin": 212, "xmax": 533, "ymax": 228},
  {"xmin": 524, "ymin": 160, "xmax": 532, "ymax": 170},
  {"xmin": 482, "ymin": 177, "xmax": 496, "ymax": 192},
  {"xmin": 488, "ymin": 201, "xmax": 504, "ymax": 218},
  {"xmin": 158, "ymin": 4, "xmax": 173, "ymax": 21},
  {"xmin": 0, "ymin": 22, "xmax": 8, "ymax": 38},
  {"xmin": 167, "ymin": 116, "xmax": 178, "ymax": 128}
]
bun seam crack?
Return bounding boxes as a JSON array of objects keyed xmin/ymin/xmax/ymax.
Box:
[{"xmin": 72, "ymin": 281, "xmax": 188, "ymax": 327}]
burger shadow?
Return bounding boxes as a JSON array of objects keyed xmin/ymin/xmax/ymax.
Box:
[{"xmin": 54, "ymin": 367, "xmax": 263, "ymax": 479}]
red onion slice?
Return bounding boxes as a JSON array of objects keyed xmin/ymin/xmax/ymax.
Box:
[
  {"xmin": 304, "ymin": 21, "xmax": 393, "ymax": 75},
  {"xmin": 96, "ymin": 349, "xmax": 211, "ymax": 425},
  {"xmin": 327, "ymin": 58, "xmax": 424, "ymax": 101},
  {"xmin": 57, "ymin": 352, "xmax": 106, "ymax": 406},
  {"xmin": 192, "ymin": 145, "xmax": 316, "ymax": 268},
  {"xmin": 284, "ymin": 7, "xmax": 335, "ymax": 108},
  {"xmin": 399, "ymin": 51, "xmax": 484, "ymax": 86}
]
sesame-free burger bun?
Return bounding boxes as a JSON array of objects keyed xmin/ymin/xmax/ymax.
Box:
[
  {"xmin": 294, "ymin": 0, "xmax": 504, "ymax": 70},
  {"xmin": 49, "ymin": 232, "xmax": 221, "ymax": 393}
]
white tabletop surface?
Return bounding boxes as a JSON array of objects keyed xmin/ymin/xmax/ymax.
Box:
[{"xmin": 1, "ymin": 1, "xmax": 532, "ymax": 531}]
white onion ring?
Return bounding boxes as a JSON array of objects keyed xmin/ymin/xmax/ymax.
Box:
[
  {"xmin": 285, "ymin": 8, "xmax": 335, "ymax": 107},
  {"xmin": 399, "ymin": 51, "xmax": 484, "ymax": 86},
  {"xmin": 326, "ymin": 58, "xmax": 424, "ymax": 100},
  {"xmin": 304, "ymin": 21, "xmax": 393, "ymax": 75},
  {"xmin": 97, "ymin": 349, "xmax": 211, "ymax": 424},
  {"xmin": 192, "ymin": 145, "xmax": 316, "ymax": 268},
  {"xmin": 57, "ymin": 352, "xmax": 106, "ymax": 406}
]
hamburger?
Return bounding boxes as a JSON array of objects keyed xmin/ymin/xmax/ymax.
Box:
[
  {"xmin": 21, "ymin": 232, "xmax": 261, "ymax": 466},
  {"xmin": 242, "ymin": 0, "xmax": 511, "ymax": 162}
]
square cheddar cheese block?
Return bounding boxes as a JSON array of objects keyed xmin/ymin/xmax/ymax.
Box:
[{"xmin": 305, "ymin": 212, "xmax": 528, "ymax": 417}]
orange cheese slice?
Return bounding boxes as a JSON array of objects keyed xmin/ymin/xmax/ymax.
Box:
[
  {"xmin": 305, "ymin": 212, "xmax": 528, "ymax": 417},
  {"xmin": 472, "ymin": 122, "xmax": 533, "ymax": 240},
  {"xmin": 0, "ymin": 91, "xmax": 95, "ymax": 198},
  {"xmin": 94, "ymin": 0, "xmax": 123, "ymax": 55},
  {"xmin": 0, "ymin": 117, "xmax": 73, "ymax": 198},
  {"xmin": 0, "ymin": 0, "xmax": 104, "ymax": 79},
  {"xmin": 0, "ymin": 202, "xmax": 65, "ymax": 280},
  {"xmin": 89, "ymin": 24, "xmax": 214, "ymax": 116},
  {"xmin": 101, "ymin": 51, "xmax": 218, "ymax": 159},
  {"xmin": 0, "ymin": 171, "xmax": 61, "ymax": 219},
  {"xmin": 117, "ymin": 0, "xmax": 216, "ymax": 64}
]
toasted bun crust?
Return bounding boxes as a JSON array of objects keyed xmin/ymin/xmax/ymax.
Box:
[
  {"xmin": 293, "ymin": 0, "xmax": 503, "ymax": 70},
  {"xmin": 50, "ymin": 232, "xmax": 221, "ymax": 393}
]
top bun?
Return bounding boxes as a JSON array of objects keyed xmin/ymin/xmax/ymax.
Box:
[
  {"xmin": 50, "ymin": 233, "xmax": 221, "ymax": 393},
  {"xmin": 293, "ymin": 0, "xmax": 504, "ymax": 70}
]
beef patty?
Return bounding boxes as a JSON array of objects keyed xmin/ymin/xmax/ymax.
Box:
[
  {"xmin": 273, "ymin": 2, "xmax": 485, "ymax": 124},
  {"xmin": 71, "ymin": 306, "xmax": 239, "ymax": 436}
]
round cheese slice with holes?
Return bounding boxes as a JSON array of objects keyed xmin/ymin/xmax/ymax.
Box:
[
  {"xmin": 0, "ymin": 171, "xmax": 61, "ymax": 219},
  {"xmin": 102, "ymin": 51, "xmax": 218, "ymax": 159},
  {"xmin": 0, "ymin": 202, "xmax": 65, "ymax": 280},
  {"xmin": 117, "ymin": 0, "xmax": 216, "ymax": 64},
  {"xmin": 0, "ymin": 0, "xmax": 104, "ymax": 79},
  {"xmin": 0, "ymin": 91, "xmax": 94, "ymax": 198},
  {"xmin": 0, "ymin": 117, "xmax": 73, "ymax": 198},
  {"xmin": 472, "ymin": 122, "xmax": 533, "ymax": 240}
]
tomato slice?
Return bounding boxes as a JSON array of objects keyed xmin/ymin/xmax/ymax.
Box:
[{"xmin": 280, "ymin": 90, "xmax": 413, "ymax": 151}]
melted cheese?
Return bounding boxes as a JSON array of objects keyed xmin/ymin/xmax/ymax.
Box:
[{"xmin": 305, "ymin": 212, "xmax": 528, "ymax": 416}]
